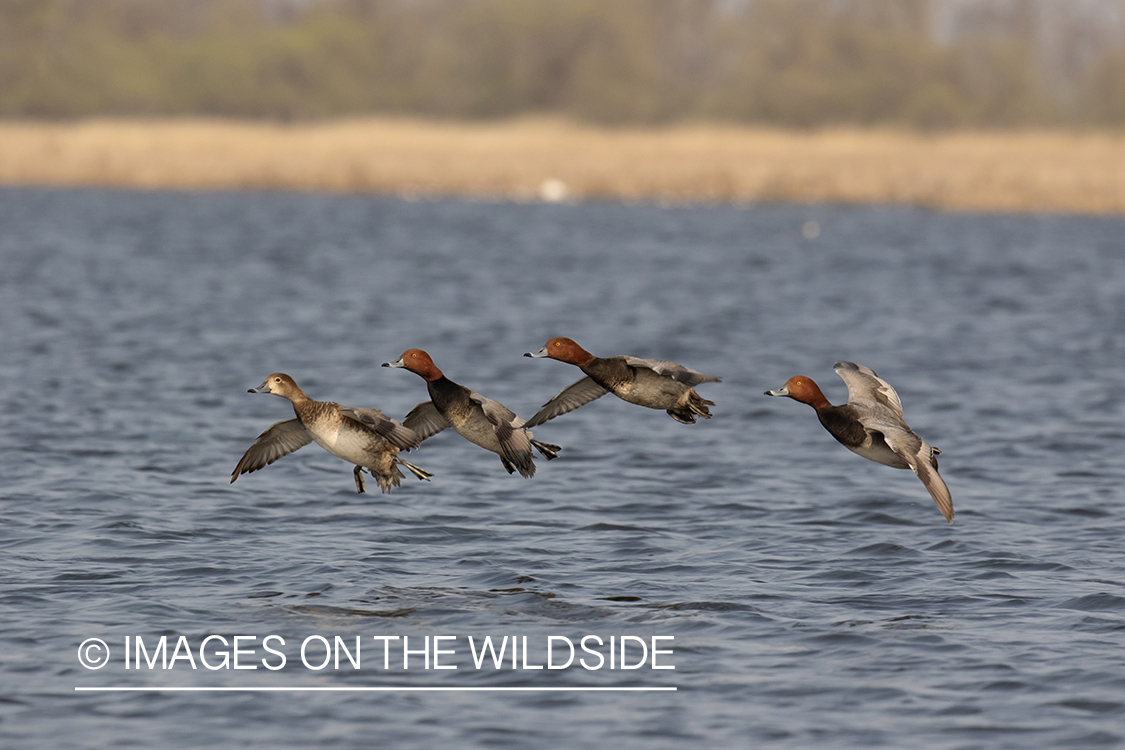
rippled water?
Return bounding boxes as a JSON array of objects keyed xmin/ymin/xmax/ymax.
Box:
[{"xmin": 2, "ymin": 187, "xmax": 1124, "ymax": 748}]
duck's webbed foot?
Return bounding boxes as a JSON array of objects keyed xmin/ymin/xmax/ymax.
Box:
[{"xmin": 353, "ymin": 465, "xmax": 367, "ymax": 494}]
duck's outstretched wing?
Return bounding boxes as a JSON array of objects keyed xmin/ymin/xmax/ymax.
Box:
[
  {"xmin": 834, "ymin": 360, "xmax": 904, "ymax": 417},
  {"xmin": 910, "ymin": 448, "xmax": 954, "ymax": 523},
  {"xmin": 401, "ymin": 401, "xmax": 452, "ymax": 442},
  {"xmin": 231, "ymin": 419, "xmax": 314, "ymax": 482},
  {"xmin": 469, "ymin": 391, "xmax": 536, "ymax": 477},
  {"xmin": 338, "ymin": 406, "xmax": 422, "ymax": 451},
  {"xmin": 623, "ymin": 356, "xmax": 721, "ymax": 387},
  {"xmin": 878, "ymin": 424, "xmax": 953, "ymax": 522},
  {"xmin": 523, "ymin": 376, "xmax": 609, "ymax": 427}
]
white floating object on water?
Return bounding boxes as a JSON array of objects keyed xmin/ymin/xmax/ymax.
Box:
[
  {"xmin": 801, "ymin": 220, "xmax": 821, "ymax": 239},
  {"xmin": 539, "ymin": 178, "xmax": 569, "ymax": 203}
]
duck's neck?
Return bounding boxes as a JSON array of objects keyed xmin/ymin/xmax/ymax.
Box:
[
  {"xmin": 569, "ymin": 346, "xmax": 595, "ymax": 367},
  {"xmin": 288, "ymin": 393, "xmax": 317, "ymax": 421},
  {"xmin": 284, "ymin": 390, "xmax": 312, "ymax": 409},
  {"xmin": 802, "ymin": 383, "xmax": 831, "ymax": 411},
  {"xmin": 808, "ymin": 396, "xmax": 832, "ymax": 411}
]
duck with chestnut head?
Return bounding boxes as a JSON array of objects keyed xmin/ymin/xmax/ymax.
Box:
[
  {"xmin": 383, "ymin": 350, "xmax": 560, "ymax": 478},
  {"xmin": 523, "ymin": 336, "xmax": 720, "ymax": 427},
  {"xmin": 765, "ymin": 361, "xmax": 952, "ymax": 522}
]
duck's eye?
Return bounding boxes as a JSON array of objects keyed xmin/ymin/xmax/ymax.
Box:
[
  {"xmin": 554, "ymin": 341, "xmax": 561, "ymax": 347},
  {"xmin": 274, "ymin": 377, "xmax": 282, "ymax": 383}
]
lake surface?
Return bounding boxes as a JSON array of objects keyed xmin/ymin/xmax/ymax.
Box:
[{"xmin": 2, "ymin": 187, "xmax": 1124, "ymax": 749}]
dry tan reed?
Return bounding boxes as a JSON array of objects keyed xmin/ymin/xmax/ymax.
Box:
[{"xmin": 2, "ymin": 117, "xmax": 1125, "ymax": 214}]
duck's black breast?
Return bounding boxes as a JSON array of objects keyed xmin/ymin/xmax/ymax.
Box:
[
  {"xmin": 581, "ymin": 357, "xmax": 635, "ymax": 392},
  {"xmin": 817, "ymin": 404, "xmax": 869, "ymax": 449},
  {"xmin": 428, "ymin": 377, "xmax": 476, "ymax": 425}
]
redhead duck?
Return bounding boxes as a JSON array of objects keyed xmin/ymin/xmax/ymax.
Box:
[
  {"xmin": 523, "ymin": 337, "xmax": 720, "ymax": 426},
  {"xmin": 382, "ymin": 349, "xmax": 561, "ymax": 478},
  {"xmin": 765, "ymin": 361, "xmax": 953, "ymax": 522},
  {"xmin": 231, "ymin": 373, "xmax": 432, "ymax": 494}
]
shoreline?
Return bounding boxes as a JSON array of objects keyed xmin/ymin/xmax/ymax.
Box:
[{"xmin": 2, "ymin": 118, "xmax": 1124, "ymax": 215}]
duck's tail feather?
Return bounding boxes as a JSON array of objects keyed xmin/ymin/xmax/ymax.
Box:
[{"xmin": 499, "ymin": 455, "xmax": 532, "ymax": 477}]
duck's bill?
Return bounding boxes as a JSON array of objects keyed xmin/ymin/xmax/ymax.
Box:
[
  {"xmin": 249, "ymin": 380, "xmax": 272, "ymax": 394},
  {"xmin": 524, "ymin": 346, "xmax": 550, "ymax": 358},
  {"xmin": 382, "ymin": 358, "xmax": 406, "ymax": 368},
  {"xmin": 764, "ymin": 385, "xmax": 790, "ymax": 397}
]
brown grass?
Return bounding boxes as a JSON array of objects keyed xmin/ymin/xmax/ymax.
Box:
[{"xmin": 2, "ymin": 117, "xmax": 1125, "ymax": 214}]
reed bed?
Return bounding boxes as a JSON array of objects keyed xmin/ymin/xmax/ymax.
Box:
[{"xmin": 2, "ymin": 117, "xmax": 1125, "ymax": 214}]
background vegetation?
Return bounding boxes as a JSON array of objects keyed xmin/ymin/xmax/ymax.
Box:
[{"xmin": 4, "ymin": 0, "xmax": 1125, "ymax": 128}]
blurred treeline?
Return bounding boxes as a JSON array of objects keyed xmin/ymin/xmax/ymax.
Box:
[{"xmin": 4, "ymin": 0, "xmax": 1125, "ymax": 128}]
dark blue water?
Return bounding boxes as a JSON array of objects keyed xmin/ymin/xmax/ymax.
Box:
[{"xmin": 2, "ymin": 187, "xmax": 1124, "ymax": 749}]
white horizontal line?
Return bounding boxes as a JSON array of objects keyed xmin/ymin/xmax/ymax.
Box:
[{"xmin": 75, "ymin": 686, "xmax": 677, "ymax": 692}]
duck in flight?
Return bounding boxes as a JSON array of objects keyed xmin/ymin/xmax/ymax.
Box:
[
  {"xmin": 383, "ymin": 349, "xmax": 560, "ymax": 477},
  {"xmin": 523, "ymin": 337, "xmax": 720, "ymax": 427},
  {"xmin": 765, "ymin": 361, "xmax": 953, "ymax": 522},
  {"xmin": 231, "ymin": 373, "xmax": 432, "ymax": 494}
]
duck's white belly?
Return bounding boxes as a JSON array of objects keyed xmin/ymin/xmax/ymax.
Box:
[
  {"xmin": 617, "ymin": 370, "xmax": 685, "ymax": 409},
  {"xmin": 452, "ymin": 414, "xmax": 502, "ymax": 454},
  {"xmin": 311, "ymin": 424, "xmax": 385, "ymax": 467},
  {"xmin": 848, "ymin": 440, "xmax": 910, "ymax": 469}
]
